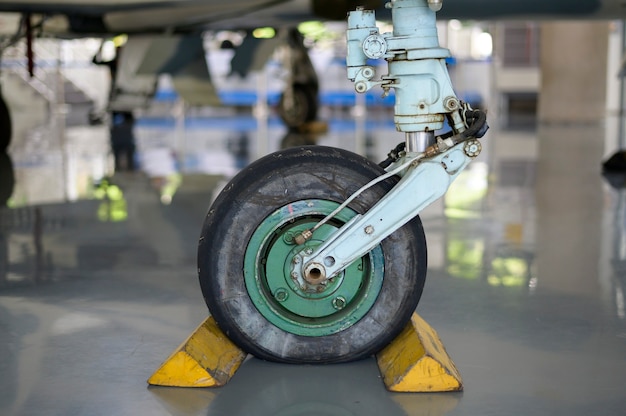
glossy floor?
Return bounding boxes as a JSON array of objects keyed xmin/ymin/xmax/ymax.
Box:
[{"xmin": 1, "ymin": 114, "xmax": 625, "ymax": 416}]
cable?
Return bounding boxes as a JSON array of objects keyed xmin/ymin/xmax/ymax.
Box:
[{"xmin": 297, "ymin": 153, "xmax": 424, "ymax": 244}]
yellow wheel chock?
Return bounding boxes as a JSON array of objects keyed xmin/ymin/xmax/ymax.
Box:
[
  {"xmin": 376, "ymin": 313, "xmax": 463, "ymax": 392},
  {"xmin": 148, "ymin": 316, "xmax": 247, "ymax": 387},
  {"xmin": 148, "ymin": 313, "xmax": 462, "ymax": 392}
]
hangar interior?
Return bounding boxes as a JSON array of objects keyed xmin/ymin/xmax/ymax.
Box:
[{"xmin": 1, "ymin": 18, "xmax": 625, "ymax": 416}]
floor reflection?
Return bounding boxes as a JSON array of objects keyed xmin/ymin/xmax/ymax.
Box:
[
  {"xmin": 149, "ymin": 358, "xmax": 461, "ymax": 416},
  {"xmin": 0, "ymin": 153, "xmax": 50, "ymax": 287}
]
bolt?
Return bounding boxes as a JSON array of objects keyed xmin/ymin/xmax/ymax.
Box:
[
  {"xmin": 292, "ymin": 256, "xmax": 301, "ymax": 264},
  {"xmin": 304, "ymin": 248, "xmax": 313, "ymax": 255},
  {"xmin": 464, "ymin": 139, "xmax": 482, "ymax": 158},
  {"xmin": 274, "ymin": 288, "xmax": 288, "ymax": 302},
  {"xmin": 362, "ymin": 67, "xmax": 374, "ymax": 79},
  {"xmin": 332, "ymin": 296, "xmax": 347, "ymax": 310},
  {"xmin": 291, "ymin": 271, "xmax": 299, "ymax": 278},
  {"xmin": 283, "ymin": 231, "xmax": 295, "ymax": 244},
  {"xmin": 444, "ymin": 97, "xmax": 459, "ymax": 111},
  {"xmin": 365, "ymin": 225, "xmax": 374, "ymax": 235}
]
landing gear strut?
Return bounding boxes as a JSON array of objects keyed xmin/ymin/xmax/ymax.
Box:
[{"xmin": 198, "ymin": 0, "xmax": 488, "ymax": 363}]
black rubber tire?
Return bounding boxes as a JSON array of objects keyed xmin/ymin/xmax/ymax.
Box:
[
  {"xmin": 0, "ymin": 91, "xmax": 11, "ymax": 152},
  {"xmin": 277, "ymin": 84, "xmax": 318, "ymax": 128},
  {"xmin": 198, "ymin": 146, "xmax": 427, "ymax": 363}
]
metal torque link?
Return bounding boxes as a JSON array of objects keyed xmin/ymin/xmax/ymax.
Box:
[{"xmin": 298, "ymin": 0, "xmax": 488, "ymax": 283}]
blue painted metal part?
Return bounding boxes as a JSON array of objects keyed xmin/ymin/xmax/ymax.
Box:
[{"xmin": 346, "ymin": 0, "xmax": 460, "ymax": 134}]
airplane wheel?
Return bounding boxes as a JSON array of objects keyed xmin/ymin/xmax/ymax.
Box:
[
  {"xmin": 198, "ymin": 146, "xmax": 427, "ymax": 363},
  {"xmin": 0, "ymin": 91, "xmax": 11, "ymax": 152},
  {"xmin": 277, "ymin": 84, "xmax": 318, "ymax": 129}
]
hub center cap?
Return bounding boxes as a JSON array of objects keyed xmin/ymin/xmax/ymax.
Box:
[{"xmin": 303, "ymin": 262, "xmax": 327, "ymax": 285}]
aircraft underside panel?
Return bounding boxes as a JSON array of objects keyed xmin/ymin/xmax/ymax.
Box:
[{"xmin": 110, "ymin": 34, "xmax": 220, "ymax": 111}]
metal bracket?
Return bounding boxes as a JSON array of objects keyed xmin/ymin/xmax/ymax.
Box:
[
  {"xmin": 347, "ymin": 0, "xmax": 458, "ymax": 133},
  {"xmin": 302, "ymin": 144, "xmax": 476, "ymax": 280}
]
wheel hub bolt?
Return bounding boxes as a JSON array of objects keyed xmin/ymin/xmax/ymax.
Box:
[
  {"xmin": 332, "ymin": 296, "xmax": 347, "ymax": 310},
  {"xmin": 274, "ymin": 288, "xmax": 288, "ymax": 302},
  {"xmin": 283, "ymin": 232, "xmax": 295, "ymax": 244}
]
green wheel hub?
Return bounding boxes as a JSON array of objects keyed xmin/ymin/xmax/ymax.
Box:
[{"xmin": 244, "ymin": 200, "xmax": 384, "ymax": 337}]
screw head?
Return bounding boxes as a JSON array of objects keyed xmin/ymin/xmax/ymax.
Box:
[
  {"xmin": 464, "ymin": 139, "xmax": 482, "ymax": 157},
  {"xmin": 274, "ymin": 288, "xmax": 288, "ymax": 302},
  {"xmin": 283, "ymin": 231, "xmax": 295, "ymax": 244},
  {"xmin": 332, "ymin": 296, "xmax": 347, "ymax": 310},
  {"xmin": 444, "ymin": 97, "xmax": 459, "ymax": 111}
]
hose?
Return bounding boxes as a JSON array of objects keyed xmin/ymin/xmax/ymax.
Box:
[{"xmin": 379, "ymin": 108, "xmax": 488, "ymax": 168}]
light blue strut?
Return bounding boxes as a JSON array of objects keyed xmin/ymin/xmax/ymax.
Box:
[
  {"xmin": 347, "ymin": 0, "xmax": 464, "ymax": 142},
  {"xmin": 297, "ymin": 0, "xmax": 487, "ymax": 284}
]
